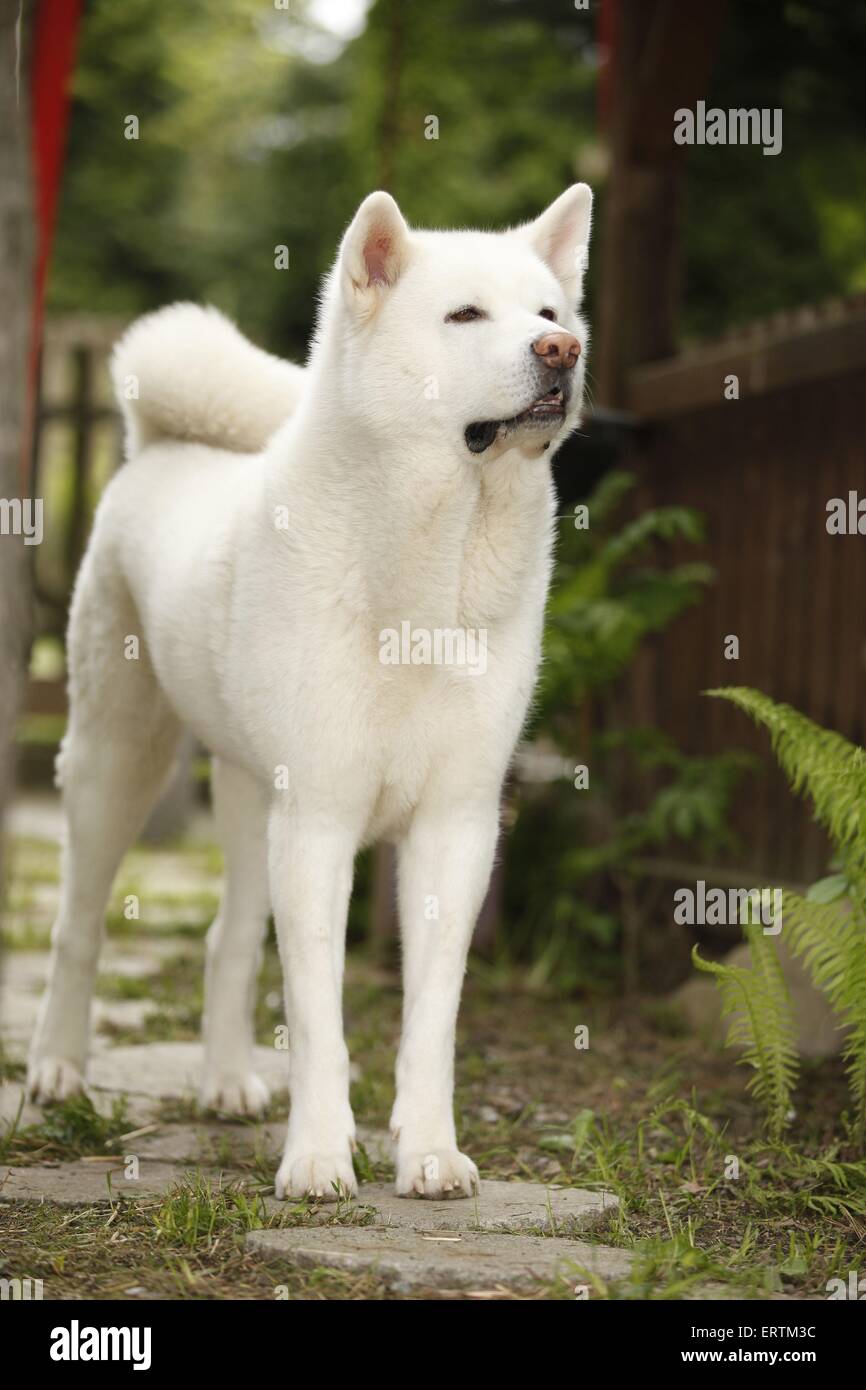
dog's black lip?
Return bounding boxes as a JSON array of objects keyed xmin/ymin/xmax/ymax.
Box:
[{"xmin": 465, "ymin": 384, "xmax": 570, "ymax": 454}]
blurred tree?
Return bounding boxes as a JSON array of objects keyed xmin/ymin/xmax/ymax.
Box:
[
  {"xmin": 46, "ymin": 0, "xmax": 866, "ymax": 365},
  {"xmin": 48, "ymin": 0, "xmax": 597, "ymax": 356},
  {"xmin": 682, "ymin": 0, "xmax": 866, "ymax": 337}
]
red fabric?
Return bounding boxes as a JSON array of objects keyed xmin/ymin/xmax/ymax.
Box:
[{"xmin": 26, "ymin": 0, "xmax": 83, "ymax": 481}]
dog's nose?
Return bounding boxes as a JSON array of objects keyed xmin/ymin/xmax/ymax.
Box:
[{"xmin": 532, "ymin": 330, "xmax": 581, "ymax": 370}]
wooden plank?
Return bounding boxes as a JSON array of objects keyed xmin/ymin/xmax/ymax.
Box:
[{"xmin": 629, "ymin": 312, "xmax": 866, "ymax": 418}]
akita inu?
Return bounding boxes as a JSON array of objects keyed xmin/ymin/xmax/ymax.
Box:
[{"xmin": 28, "ymin": 185, "xmax": 592, "ymax": 1199}]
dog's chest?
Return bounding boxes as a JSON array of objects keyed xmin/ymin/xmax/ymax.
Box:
[{"xmin": 361, "ymin": 673, "xmax": 481, "ymax": 841}]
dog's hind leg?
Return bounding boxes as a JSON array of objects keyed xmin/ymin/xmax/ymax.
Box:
[
  {"xmin": 200, "ymin": 758, "xmax": 271, "ymax": 1116},
  {"xmin": 28, "ymin": 562, "xmax": 181, "ymax": 1103}
]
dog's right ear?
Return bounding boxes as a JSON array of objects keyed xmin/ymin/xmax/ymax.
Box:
[{"xmin": 340, "ymin": 192, "xmax": 411, "ymax": 315}]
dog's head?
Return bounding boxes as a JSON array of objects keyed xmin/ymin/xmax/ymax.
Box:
[{"xmin": 328, "ymin": 185, "xmax": 592, "ymax": 463}]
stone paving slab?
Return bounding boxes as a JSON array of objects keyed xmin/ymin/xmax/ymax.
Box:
[
  {"xmin": 87, "ymin": 1043, "xmax": 290, "ymax": 1100},
  {"xmin": 0, "ymin": 1081, "xmax": 42, "ymax": 1131},
  {"xmin": 264, "ymin": 1179, "xmax": 617, "ymax": 1235},
  {"xmin": 0, "ymin": 1159, "xmax": 235, "ymax": 1204},
  {"xmin": 247, "ymin": 1224, "xmax": 632, "ymax": 1294},
  {"xmin": 131, "ymin": 1121, "xmax": 390, "ymax": 1167},
  {"xmin": 0, "ymin": 944, "xmax": 186, "ymax": 1059}
]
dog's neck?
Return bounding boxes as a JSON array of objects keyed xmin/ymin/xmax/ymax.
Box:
[{"xmin": 266, "ymin": 391, "xmax": 556, "ymax": 633}]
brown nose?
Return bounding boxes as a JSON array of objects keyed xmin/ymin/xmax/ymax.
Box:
[{"xmin": 532, "ymin": 330, "xmax": 581, "ymax": 370}]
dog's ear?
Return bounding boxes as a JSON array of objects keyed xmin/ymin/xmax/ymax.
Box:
[
  {"xmin": 519, "ymin": 183, "xmax": 593, "ymax": 303},
  {"xmin": 340, "ymin": 192, "xmax": 411, "ymax": 312}
]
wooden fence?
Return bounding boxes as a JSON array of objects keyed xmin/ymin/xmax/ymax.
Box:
[
  {"xmin": 29, "ymin": 315, "xmax": 126, "ymax": 640},
  {"xmin": 618, "ymin": 295, "xmax": 866, "ymax": 882}
]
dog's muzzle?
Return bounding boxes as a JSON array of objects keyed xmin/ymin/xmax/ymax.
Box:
[{"xmin": 464, "ymin": 380, "xmax": 572, "ymax": 455}]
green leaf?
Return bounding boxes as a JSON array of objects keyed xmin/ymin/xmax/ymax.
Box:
[{"xmin": 806, "ymin": 873, "xmax": 849, "ymax": 904}]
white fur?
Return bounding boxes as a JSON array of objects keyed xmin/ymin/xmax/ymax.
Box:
[
  {"xmin": 111, "ymin": 302, "xmax": 307, "ymax": 454},
  {"xmin": 28, "ymin": 185, "xmax": 593, "ymax": 1201}
]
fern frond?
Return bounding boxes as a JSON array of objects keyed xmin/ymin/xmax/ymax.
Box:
[
  {"xmin": 692, "ymin": 925, "xmax": 798, "ymax": 1139},
  {"xmin": 601, "ymin": 507, "xmax": 705, "ymax": 570},
  {"xmin": 706, "ymin": 688, "xmax": 866, "ymax": 894},
  {"xmin": 782, "ymin": 891, "xmax": 866, "ymax": 1136},
  {"xmin": 705, "ymin": 686, "xmax": 866, "ymax": 1138}
]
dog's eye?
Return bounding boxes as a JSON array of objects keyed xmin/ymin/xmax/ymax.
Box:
[
  {"xmin": 539, "ymin": 307, "xmax": 557, "ymax": 322},
  {"xmin": 445, "ymin": 305, "xmax": 486, "ymax": 323}
]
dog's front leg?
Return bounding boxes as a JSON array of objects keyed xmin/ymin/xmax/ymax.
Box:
[
  {"xmin": 391, "ymin": 803, "xmax": 499, "ymax": 1197},
  {"xmin": 268, "ymin": 808, "xmax": 358, "ymax": 1201}
]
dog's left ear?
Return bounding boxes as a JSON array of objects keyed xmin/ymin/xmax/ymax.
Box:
[
  {"xmin": 519, "ymin": 183, "xmax": 593, "ymax": 303},
  {"xmin": 340, "ymin": 191, "xmax": 411, "ymax": 314}
]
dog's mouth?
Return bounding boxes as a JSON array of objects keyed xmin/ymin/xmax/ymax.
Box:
[{"xmin": 464, "ymin": 385, "xmax": 569, "ymax": 455}]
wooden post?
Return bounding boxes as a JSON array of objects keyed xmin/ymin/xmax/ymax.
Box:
[
  {"xmin": 0, "ymin": 0, "xmax": 35, "ymax": 893},
  {"xmin": 596, "ymin": 0, "xmax": 729, "ymax": 406}
]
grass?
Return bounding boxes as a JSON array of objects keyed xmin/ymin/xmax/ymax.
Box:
[
  {"xmin": 1, "ymin": 1092, "xmax": 132, "ymax": 1164},
  {"xmin": 0, "ymin": 1200, "xmax": 402, "ymax": 1301}
]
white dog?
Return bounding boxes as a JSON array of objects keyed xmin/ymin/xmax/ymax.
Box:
[{"xmin": 28, "ymin": 185, "xmax": 592, "ymax": 1200}]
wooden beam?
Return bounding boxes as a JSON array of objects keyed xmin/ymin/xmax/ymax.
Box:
[
  {"xmin": 629, "ymin": 305, "xmax": 866, "ymax": 418},
  {"xmin": 596, "ymin": 0, "xmax": 729, "ymax": 406}
]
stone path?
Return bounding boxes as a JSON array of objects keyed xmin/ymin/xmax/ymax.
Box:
[
  {"xmin": 247, "ymin": 1224, "xmax": 631, "ymax": 1295},
  {"xmin": 274, "ymin": 1178, "xmax": 618, "ymax": 1234},
  {"xmin": 0, "ymin": 1125, "xmax": 628, "ymax": 1292}
]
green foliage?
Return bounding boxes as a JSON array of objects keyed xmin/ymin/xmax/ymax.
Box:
[
  {"xmin": 705, "ymin": 687, "xmax": 866, "ymax": 1139},
  {"xmin": 52, "ymin": 0, "xmax": 596, "ymax": 357},
  {"xmin": 505, "ymin": 475, "xmax": 747, "ymax": 990},
  {"xmin": 683, "ymin": 0, "xmax": 866, "ymax": 335},
  {"xmin": 152, "ymin": 1175, "xmax": 270, "ymax": 1246},
  {"xmin": 51, "ymin": 0, "xmax": 866, "ymax": 353},
  {"xmin": 782, "ymin": 894, "xmax": 866, "ymax": 1140},
  {"xmin": 540, "ymin": 472, "xmax": 712, "ymax": 724},
  {"xmin": 708, "ymin": 687, "xmax": 866, "ymax": 892},
  {"xmin": 693, "ymin": 927, "xmax": 798, "ymax": 1141},
  {"xmin": 36, "ymin": 1092, "xmax": 131, "ymax": 1155}
]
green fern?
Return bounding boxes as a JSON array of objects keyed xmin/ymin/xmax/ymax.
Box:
[
  {"xmin": 705, "ymin": 687, "xmax": 866, "ymax": 1138},
  {"xmin": 692, "ymin": 924, "xmax": 798, "ymax": 1140},
  {"xmin": 781, "ymin": 892, "xmax": 866, "ymax": 1135},
  {"xmin": 706, "ymin": 687, "xmax": 866, "ymax": 897}
]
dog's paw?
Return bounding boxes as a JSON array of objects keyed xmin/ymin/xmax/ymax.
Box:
[
  {"xmin": 395, "ymin": 1147, "xmax": 479, "ymax": 1199},
  {"xmin": 200, "ymin": 1071, "xmax": 270, "ymax": 1118},
  {"xmin": 27, "ymin": 1056, "xmax": 86, "ymax": 1104},
  {"xmin": 274, "ymin": 1149, "xmax": 358, "ymax": 1202}
]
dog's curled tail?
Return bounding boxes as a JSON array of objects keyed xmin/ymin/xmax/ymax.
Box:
[{"xmin": 111, "ymin": 302, "xmax": 307, "ymax": 456}]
